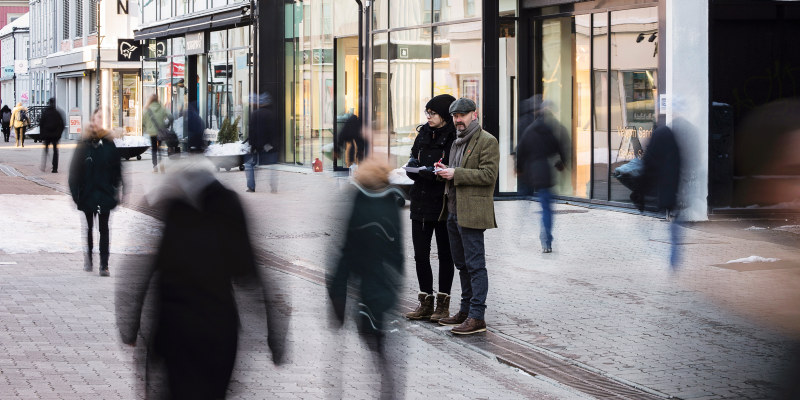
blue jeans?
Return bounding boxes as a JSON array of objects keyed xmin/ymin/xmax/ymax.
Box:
[
  {"xmin": 538, "ymin": 188, "xmax": 553, "ymax": 249},
  {"xmin": 446, "ymin": 213, "xmax": 488, "ymax": 320},
  {"xmin": 245, "ymin": 151, "xmax": 278, "ymax": 192}
]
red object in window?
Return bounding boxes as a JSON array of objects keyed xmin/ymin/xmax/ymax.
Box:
[{"xmin": 313, "ymin": 158, "xmax": 323, "ymax": 172}]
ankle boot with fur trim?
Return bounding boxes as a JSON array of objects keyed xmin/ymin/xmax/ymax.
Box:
[
  {"xmin": 429, "ymin": 292, "xmax": 450, "ymax": 322},
  {"xmin": 404, "ymin": 292, "xmax": 434, "ymax": 320}
]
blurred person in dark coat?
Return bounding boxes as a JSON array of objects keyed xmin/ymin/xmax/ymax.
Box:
[
  {"xmin": 39, "ymin": 98, "xmax": 66, "ymax": 173},
  {"xmin": 244, "ymin": 92, "xmax": 279, "ymax": 193},
  {"xmin": 115, "ymin": 127, "xmax": 288, "ymax": 399},
  {"xmin": 68, "ymin": 109, "xmax": 124, "ymax": 276},
  {"xmin": 336, "ymin": 114, "xmax": 368, "ymax": 168},
  {"xmin": 328, "ymin": 157, "xmax": 405, "ymax": 399},
  {"xmin": 515, "ymin": 96, "xmax": 568, "ymax": 253},
  {"xmin": 1, "ymin": 104, "xmax": 11, "ymax": 142},
  {"xmin": 404, "ymin": 94, "xmax": 456, "ymax": 322},
  {"xmin": 634, "ymin": 118, "xmax": 685, "ymax": 270}
]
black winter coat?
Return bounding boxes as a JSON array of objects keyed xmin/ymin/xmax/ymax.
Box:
[
  {"xmin": 406, "ymin": 122, "xmax": 456, "ymax": 221},
  {"xmin": 39, "ymin": 106, "xmax": 65, "ymax": 140},
  {"xmin": 68, "ymin": 136, "xmax": 122, "ymax": 213},
  {"xmin": 516, "ymin": 112, "xmax": 568, "ymax": 189},
  {"xmin": 247, "ymin": 106, "xmax": 278, "ymax": 153},
  {"xmin": 641, "ymin": 124, "xmax": 681, "ymax": 211}
]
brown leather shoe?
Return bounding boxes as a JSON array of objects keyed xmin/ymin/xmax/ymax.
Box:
[
  {"xmin": 438, "ymin": 311, "xmax": 468, "ymax": 326},
  {"xmin": 451, "ymin": 318, "xmax": 487, "ymax": 335}
]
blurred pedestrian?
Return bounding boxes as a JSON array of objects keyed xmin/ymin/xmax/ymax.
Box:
[
  {"xmin": 634, "ymin": 119, "xmax": 684, "ymax": 270},
  {"xmin": 336, "ymin": 114, "xmax": 368, "ymax": 168},
  {"xmin": 116, "ymin": 133, "xmax": 288, "ymax": 400},
  {"xmin": 39, "ymin": 98, "xmax": 66, "ymax": 173},
  {"xmin": 328, "ymin": 157, "xmax": 405, "ymax": 400},
  {"xmin": 515, "ymin": 96, "xmax": 568, "ymax": 253},
  {"xmin": 10, "ymin": 102, "xmax": 29, "ymax": 147},
  {"xmin": 1, "ymin": 104, "xmax": 11, "ymax": 142},
  {"xmin": 404, "ymin": 94, "xmax": 456, "ymax": 322},
  {"xmin": 434, "ymin": 97, "xmax": 499, "ymax": 335},
  {"xmin": 244, "ymin": 92, "xmax": 279, "ymax": 193},
  {"xmin": 68, "ymin": 109, "xmax": 124, "ymax": 276},
  {"xmin": 143, "ymin": 94, "xmax": 173, "ymax": 173}
]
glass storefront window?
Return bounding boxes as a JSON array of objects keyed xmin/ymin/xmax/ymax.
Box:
[
  {"xmin": 333, "ymin": 0, "xmax": 358, "ymax": 37},
  {"xmin": 390, "ymin": 28, "xmax": 431, "ymax": 168},
  {"xmin": 609, "ymin": 7, "xmax": 658, "ymax": 202},
  {"xmin": 210, "ymin": 30, "xmax": 227, "ymax": 52},
  {"xmin": 440, "ymin": 0, "xmax": 481, "ymax": 22},
  {"xmin": 193, "ymin": 0, "xmax": 206, "ymax": 13},
  {"xmin": 142, "ymin": 0, "xmax": 157, "ymax": 24},
  {"xmin": 372, "ymin": 32, "xmax": 389, "ymax": 162},
  {"xmin": 211, "ymin": 0, "xmax": 226, "ymax": 7},
  {"xmin": 175, "ymin": 0, "xmax": 188, "ymax": 17},
  {"xmin": 231, "ymin": 47, "xmax": 250, "ymax": 140},
  {"xmin": 574, "ymin": 14, "xmax": 592, "ymax": 198},
  {"xmin": 159, "ymin": 0, "xmax": 171, "ymax": 20},
  {"xmin": 229, "ymin": 26, "xmax": 249, "ymax": 48},
  {"xmin": 592, "ymin": 12, "xmax": 609, "ymax": 200},
  {"xmin": 497, "ymin": 19, "xmax": 517, "ymax": 193},
  {"xmin": 207, "ymin": 51, "xmax": 228, "ymax": 130},
  {"xmin": 172, "ymin": 56, "xmax": 188, "ymax": 138},
  {"xmin": 390, "ymin": 0, "xmax": 428, "ymax": 28},
  {"xmin": 433, "ymin": 22, "xmax": 481, "ymax": 106},
  {"xmin": 372, "ymin": 0, "xmax": 387, "ymax": 30}
]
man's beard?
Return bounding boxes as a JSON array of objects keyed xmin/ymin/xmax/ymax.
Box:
[{"xmin": 455, "ymin": 122, "xmax": 466, "ymax": 131}]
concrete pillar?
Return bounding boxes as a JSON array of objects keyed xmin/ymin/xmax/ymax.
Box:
[{"xmin": 666, "ymin": 0, "xmax": 709, "ymax": 221}]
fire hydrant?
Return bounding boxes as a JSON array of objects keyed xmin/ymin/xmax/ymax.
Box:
[{"xmin": 313, "ymin": 158, "xmax": 323, "ymax": 172}]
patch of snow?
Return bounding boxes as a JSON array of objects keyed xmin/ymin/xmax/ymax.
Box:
[
  {"xmin": 744, "ymin": 226, "xmax": 767, "ymax": 230},
  {"xmin": 205, "ymin": 141, "xmax": 249, "ymax": 156},
  {"xmin": 775, "ymin": 225, "xmax": 800, "ymax": 234},
  {"xmin": 744, "ymin": 200, "xmax": 800, "ymax": 210},
  {"xmin": 725, "ymin": 256, "xmax": 780, "ymax": 264},
  {"xmin": 114, "ymin": 136, "xmax": 151, "ymax": 147}
]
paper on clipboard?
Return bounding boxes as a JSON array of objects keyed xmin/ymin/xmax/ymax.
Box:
[{"xmin": 402, "ymin": 166, "xmax": 428, "ymax": 173}]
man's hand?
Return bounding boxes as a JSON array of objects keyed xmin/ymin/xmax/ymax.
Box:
[{"xmin": 436, "ymin": 167, "xmax": 455, "ymax": 180}]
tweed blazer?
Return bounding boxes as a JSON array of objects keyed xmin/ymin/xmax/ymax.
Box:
[{"xmin": 439, "ymin": 128, "xmax": 499, "ymax": 229}]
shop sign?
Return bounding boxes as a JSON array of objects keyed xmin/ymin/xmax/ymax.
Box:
[
  {"xmin": 69, "ymin": 115, "xmax": 82, "ymax": 134},
  {"xmin": 14, "ymin": 60, "xmax": 28, "ymax": 74},
  {"xmin": 213, "ymin": 64, "xmax": 232, "ymax": 78},
  {"xmin": 173, "ymin": 63, "xmax": 185, "ymax": 77},
  {"xmin": 1, "ymin": 65, "xmax": 13, "ymax": 79},
  {"xmin": 146, "ymin": 40, "xmax": 168, "ymax": 59},
  {"xmin": 117, "ymin": 39, "xmax": 143, "ymax": 61},
  {"xmin": 185, "ymin": 32, "xmax": 205, "ymax": 55}
]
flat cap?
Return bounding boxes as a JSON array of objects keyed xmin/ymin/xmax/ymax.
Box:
[{"xmin": 449, "ymin": 97, "xmax": 477, "ymax": 114}]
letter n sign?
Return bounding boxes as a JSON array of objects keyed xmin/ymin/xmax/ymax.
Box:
[{"xmin": 117, "ymin": 0, "xmax": 129, "ymax": 14}]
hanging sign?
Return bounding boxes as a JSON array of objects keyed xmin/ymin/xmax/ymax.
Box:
[
  {"xmin": 117, "ymin": 39, "xmax": 143, "ymax": 61},
  {"xmin": 185, "ymin": 32, "xmax": 205, "ymax": 55}
]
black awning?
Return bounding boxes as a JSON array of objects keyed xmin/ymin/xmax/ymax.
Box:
[{"xmin": 134, "ymin": 6, "xmax": 249, "ymax": 40}]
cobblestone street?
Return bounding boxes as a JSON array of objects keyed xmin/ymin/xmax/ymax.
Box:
[{"xmin": 1, "ymin": 141, "xmax": 799, "ymax": 399}]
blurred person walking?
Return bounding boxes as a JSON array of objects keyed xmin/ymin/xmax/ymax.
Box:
[
  {"xmin": 404, "ymin": 94, "xmax": 456, "ymax": 322},
  {"xmin": 68, "ymin": 109, "xmax": 124, "ymax": 276},
  {"xmin": 515, "ymin": 97, "xmax": 568, "ymax": 253},
  {"xmin": 633, "ymin": 120, "xmax": 684, "ymax": 270},
  {"xmin": 116, "ymin": 129, "xmax": 287, "ymax": 400},
  {"xmin": 39, "ymin": 98, "xmax": 66, "ymax": 173},
  {"xmin": 336, "ymin": 113, "xmax": 368, "ymax": 168},
  {"xmin": 434, "ymin": 97, "xmax": 499, "ymax": 335},
  {"xmin": 10, "ymin": 102, "xmax": 29, "ymax": 147},
  {"xmin": 1, "ymin": 104, "xmax": 11, "ymax": 142},
  {"xmin": 143, "ymin": 94, "xmax": 173, "ymax": 173},
  {"xmin": 328, "ymin": 157, "xmax": 405, "ymax": 400},
  {"xmin": 244, "ymin": 93, "xmax": 279, "ymax": 193}
]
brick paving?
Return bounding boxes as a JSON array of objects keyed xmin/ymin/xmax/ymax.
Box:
[{"xmin": 2, "ymin": 140, "xmax": 800, "ymax": 399}]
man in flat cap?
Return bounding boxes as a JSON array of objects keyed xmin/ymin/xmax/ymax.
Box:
[{"xmin": 434, "ymin": 97, "xmax": 499, "ymax": 335}]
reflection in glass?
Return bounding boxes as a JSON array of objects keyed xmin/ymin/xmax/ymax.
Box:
[
  {"xmin": 440, "ymin": 0, "xmax": 481, "ymax": 22},
  {"xmin": 592, "ymin": 12, "xmax": 609, "ymax": 200},
  {"xmin": 498, "ymin": 20, "xmax": 517, "ymax": 192},
  {"xmin": 159, "ymin": 0, "xmax": 171, "ymax": 20},
  {"xmin": 232, "ymin": 48, "xmax": 250, "ymax": 140},
  {"xmin": 372, "ymin": 33, "xmax": 389, "ymax": 161},
  {"xmin": 142, "ymin": 0, "xmax": 156, "ymax": 24},
  {"xmin": 574, "ymin": 14, "xmax": 591, "ymax": 198},
  {"xmin": 207, "ymin": 51, "xmax": 228, "ymax": 131},
  {"xmin": 433, "ymin": 22, "xmax": 482, "ymax": 106},
  {"xmin": 609, "ymin": 7, "xmax": 658, "ymax": 202},
  {"xmin": 193, "ymin": 0, "xmax": 206, "ymax": 12},
  {"xmin": 372, "ymin": 0, "xmax": 387, "ymax": 30},
  {"xmin": 390, "ymin": 28, "xmax": 431, "ymax": 168},
  {"xmin": 333, "ymin": 0, "xmax": 358, "ymax": 36},
  {"xmin": 390, "ymin": 0, "xmax": 428, "ymax": 28}
]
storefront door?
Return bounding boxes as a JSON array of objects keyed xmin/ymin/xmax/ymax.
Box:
[
  {"xmin": 112, "ymin": 72, "xmax": 141, "ymax": 135},
  {"xmin": 334, "ymin": 36, "xmax": 360, "ymax": 170}
]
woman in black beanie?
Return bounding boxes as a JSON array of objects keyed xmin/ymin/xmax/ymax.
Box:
[{"xmin": 404, "ymin": 94, "xmax": 457, "ymax": 322}]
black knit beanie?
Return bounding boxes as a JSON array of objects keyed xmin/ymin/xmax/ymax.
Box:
[{"xmin": 425, "ymin": 94, "xmax": 456, "ymax": 123}]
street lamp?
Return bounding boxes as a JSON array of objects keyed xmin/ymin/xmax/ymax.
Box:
[{"xmin": 96, "ymin": 0, "xmax": 101, "ymax": 110}]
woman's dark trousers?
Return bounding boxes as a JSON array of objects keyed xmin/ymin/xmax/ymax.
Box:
[
  {"xmin": 85, "ymin": 211, "xmax": 110, "ymax": 267},
  {"xmin": 150, "ymin": 136, "xmax": 160, "ymax": 168},
  {"xmin": 411, "ymin": 219, "xmax": 454, "ymax": 294}
]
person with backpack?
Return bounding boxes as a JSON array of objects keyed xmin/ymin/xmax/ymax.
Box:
[
  {"xmin": 10, "ymin": 102, "xmax": 29, "ymax": 147},
  {"xmin": 1, "ymin": 104, "xmax": 11, "ymax": 142},
  {"xmin": 142, "ymin": 94, "xmax": 173, "ymax": 173},
  {"xmin": 39, "ymin": 98, "xmax": 66, "ymax": 173},
  {"xmin": 69, "ymin": 109, "xmax": 124, "ymax": 277}
]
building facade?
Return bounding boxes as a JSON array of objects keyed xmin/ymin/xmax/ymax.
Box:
[
  {"xmin": 28, "ymin": 0, "xmax": 56, "ymax": 109},
  {"xmin": 0, "ymin": 12, "xmax": 28, "ymax": 107},
  {"xmin": 46, "ymin": 0, "xmax": 142, "ymax": 138},
  {"xmin": 0, "ymin": 0, "xmax": 28, "ymax": 75}
]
